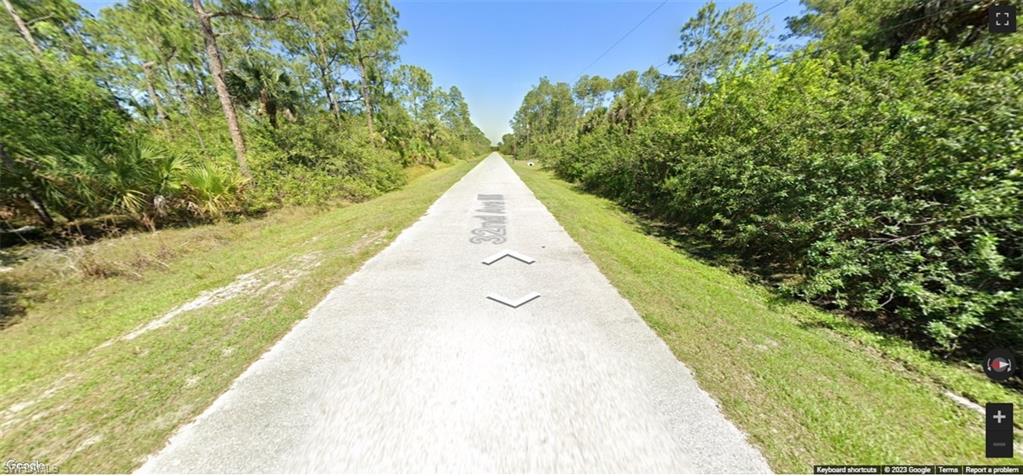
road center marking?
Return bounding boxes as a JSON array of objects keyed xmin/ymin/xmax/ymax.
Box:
[
  {"xmin": 486, "ymin": 292, "xmax": 541, "ymax": 308},
  {"xmin": 482, "ymin": 250, "xmax": 536, "ymax": 265}
]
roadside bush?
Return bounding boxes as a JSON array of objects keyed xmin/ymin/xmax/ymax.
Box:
[
  {"xmin": 663, "ymin": 39, "xmax": 1022, "ymax": 352},
  {"xmin": 31, "ymin": 139, "xmax": 244, "ymax": 226},
  {"xmin": 247, "ymin": 116, "xmax": 405, "ymax": 207},
  {"xmin": 180, "ymin": 165, "xmax": 244, "ymax": 219},
  {"xmin": 519, "ymin": 35, "xmax": 1023, "ymax": 353},
  {"xmin": 0, "ymin": 52, "xmax": 130, "ymax": 225}
]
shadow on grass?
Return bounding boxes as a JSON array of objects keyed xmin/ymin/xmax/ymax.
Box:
[
  {"xmin": 0, "ymin": 210, "xmax": 270, "ymax": 330},
  {"xmin": 1, "ymin": 208, "xmax": 269, "ymax": 252},
  {"xmin": 557, "ymin": 179, "xmax": 1023, "ymax": 394},
  {"xmin": 0, "ymin": 277, "xmax": 26, "ymax": 329},
  {"xmin": 635, "ymin": 214, "xmax": 784, "ymax": 283}
]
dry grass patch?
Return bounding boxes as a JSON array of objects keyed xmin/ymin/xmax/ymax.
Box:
[{"xmin": 0, "ymin": 159, "xmax": 477, "ymax": 472}]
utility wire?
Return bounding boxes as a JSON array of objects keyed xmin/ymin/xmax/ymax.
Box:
[
  {"xmin": 656, "ymin": 0, "xmax": 789, "ymax": 71},
  {"xmin": 577, "ymin": 0, "xmax": 669, "ymax": 79},
  {"xmin": 760, "ymin": 0, "xmax": 790, "ymax": 17},
  {"xmin": 716, "ymin": 0, "xmax": 988, "ymax": 155},
  {"xmin": 657, "ymin": 0, "xmax": 984, "ymax": 73}
]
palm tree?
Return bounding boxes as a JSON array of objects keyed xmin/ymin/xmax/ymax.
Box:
[{"xmin": 225, "ymin": 56, "xmax": 299, "ymax": 129}]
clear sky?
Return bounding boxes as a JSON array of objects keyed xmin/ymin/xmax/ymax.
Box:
[{"xmin": 78, "ymin": 0, "xmax": 807, "ymax": 144}]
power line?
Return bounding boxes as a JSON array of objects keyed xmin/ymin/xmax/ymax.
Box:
[
  {"xmin": 717, "ymin": 0, "xmax": 988, "ymax": 158},
  {"xmin": 576, "ymin": 0, "xmax": 668, "ymax": 79},
  {"xmin": 862, "ymin": 0, "xmax": 986, "ymax": 39},
  {"xmin": 656, "ymin": 0, "xmax": 984, "ymax": 73},
  {"xmin": 758, "ymin": 0, "xmax": 790, "ymax": 19},
  {"xmin": 630, "ymin": 0, "xmax": 991, "ymax": 158},
  {"xmin": 656, "ymin": 0, "xmax": 789, "ymax": 71}
]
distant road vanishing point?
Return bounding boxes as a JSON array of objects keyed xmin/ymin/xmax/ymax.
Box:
[{"xmin": 139, "ymin": 153, "xmax": 771, "ymax": 473}]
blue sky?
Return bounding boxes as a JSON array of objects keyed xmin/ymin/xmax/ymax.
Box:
[{"xmin": 79, "ymin": 0, "xmax": 806, "ymax": 143}]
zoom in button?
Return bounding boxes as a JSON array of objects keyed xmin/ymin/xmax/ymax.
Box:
[{"xmin": 987, "ymin": 403, "xmax": 1014, "ymax": 458}]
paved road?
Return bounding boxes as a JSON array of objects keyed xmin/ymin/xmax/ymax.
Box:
[{"xmin": 140, "ymin": 154, "xmax": 771, "ymax": 473}]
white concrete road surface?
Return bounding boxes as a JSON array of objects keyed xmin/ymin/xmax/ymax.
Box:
[{"xmin": 140, "ymin": 153, "xmax": 771, "ymax": 473}]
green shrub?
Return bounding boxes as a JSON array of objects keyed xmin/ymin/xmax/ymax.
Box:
[
  {"xmin": 664, "ymin": 39, "xmax": 1022, "ymax": 352},
  {"xmin": 246, "ymin": 115, "xmax": 405, "ymax": 207},
  {"xmin": 181, "ymin": 165, "xmax": 243, "ymax": 218},
  {"xmin": 524, "ymin": 35, "xmax": 1023, "ymax": 353},
  {"xmin": 0, "ymin": 51, "xmax": 130, "ymax": 224}
]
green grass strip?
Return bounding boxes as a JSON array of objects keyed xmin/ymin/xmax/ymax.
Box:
[
  {"xmin": 511, "ymin": 158, "xmax": 1022, "ymax": 472},
  {"xmin": 0, "ymin": 160, "xmax": 477, "ymax": 472}
]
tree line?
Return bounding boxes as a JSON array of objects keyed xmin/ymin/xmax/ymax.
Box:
[
  {"xmin": 1, "ymin": 0, "xmax": 491, "ymax": 232},
  {"xmin": 503, "ymin": 0, "xmax": 1022, "ymax": 354}
]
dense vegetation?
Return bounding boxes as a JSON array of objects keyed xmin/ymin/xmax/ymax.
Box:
[
  {"xmin": 505, "ymin": 0, "xmax": 1022, "ymax": 354},
  {"xmin": 1, "ymin": 0, "xmax": 490, "ymax": 233}
]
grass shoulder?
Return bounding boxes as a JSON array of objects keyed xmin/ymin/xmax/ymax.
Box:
[
  {"xmin": 0, "ymin": 158, "xmax": 478, "ymax": 472},
  {"xmin": 508, "ymin": 156, "xmax": 1021, "ymax": 472}
]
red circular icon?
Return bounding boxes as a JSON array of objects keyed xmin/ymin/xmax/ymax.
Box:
[{"xmin": 985, "ymin": 349, "xmax": 1017, "ymax": 382}]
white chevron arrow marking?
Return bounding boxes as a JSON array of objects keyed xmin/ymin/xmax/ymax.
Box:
[
  {"xmin": 486, "ymin": 292, "xmax": 541, "ymax": 308},
  {"xmin": 482, "ymin": 250, "xmax": 536, "ymax": 265}
]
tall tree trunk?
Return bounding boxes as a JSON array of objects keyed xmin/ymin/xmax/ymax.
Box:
[
  {"xmin": 2, "ymin": 0, "xmax": 41, "ymax": 55},
  {"xmin": 2, "ymin": 3, "xmax": 54, "ymax": 227},
  {"xmin": 315, "ymin": 63, "xmax": 341, "ymax": 123},
  {"xmin": 187, "ymin": 62, "xmax": 209, "ymax": 102},
  {"xmin": 346, "ymin": 8, "xmax": 374, "ymax": 134},
  {"xmin": 162, "ymin": 61, "xmax": 209, "ymax": 153},
  {"xmin": 356, "ymin": 60, "xmax": 373, "ymax": 134},
  {"xmin": 192, "ymin": 0, "xmax": 251, "ymax": 178},
  {"xmin": 258, "ymin": 91, "xmax": 279, "ymax": 129},
  {"xmin": 142, "ymin": 61, "xmax": 168, "ymax": 124},
  {"xmin": 26, "ymin": 189, "xmax": 55, "ymax": 228},
  {"xmin": 313, "ymin": 38, "xmax": 341, "ymax": 123},
  {"xmin": 265, "ymin": 100, "xmax": 278, "ymax": 129},
  {"xmin": 0, "ymin": 143, "xmax": 54, "ymax": 227}
]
